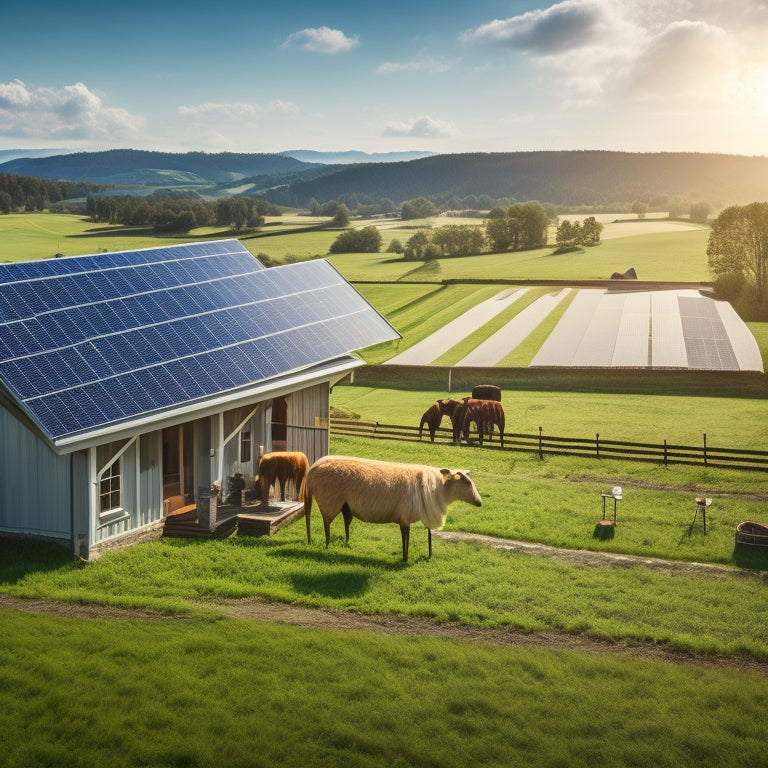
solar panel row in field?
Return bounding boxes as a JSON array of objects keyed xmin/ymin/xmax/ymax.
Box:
[
  {"xmin": 529, "ymin": 290, "xmax": 603, "ymax": 367},
  {"xmin": 715, "ymin": 299, "xmax": 765, "ymax": 371},
  {"xmin": 530, "ymin": 289, "xmax": 762, "ymax": 371},
  {"xmin": 0, "ymin": 240, "xmax": 399, "ymax": 443}
]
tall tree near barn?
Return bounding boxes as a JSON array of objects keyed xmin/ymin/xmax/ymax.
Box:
[{"xmin": 707, "ymin": 202, "xmax": 768, "ymax": 319}]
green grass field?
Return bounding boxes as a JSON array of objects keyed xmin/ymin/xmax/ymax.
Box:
[
  {"xmin": 3, "ymin": 604, "xmax": 766, "ymax": 768},
  {"xmin": 1, "ymin": 212, "xmax": 709, "ymax": 282},
  {"xmin": 2, "ymin": 210, "xmax": 767, "ymax": 768},
  {"xmin": 330, "ymin": 385, "xmax": 767, "ymax": 450}
]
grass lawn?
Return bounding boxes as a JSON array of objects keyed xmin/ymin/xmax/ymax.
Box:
[{"xmin": 2, "ymin": 606, "xmax": 767, "ymax": 768}]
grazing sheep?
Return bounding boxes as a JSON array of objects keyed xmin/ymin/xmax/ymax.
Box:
[
  {"xmin": 258, "ymin": 451, "xmax": 309, "ymax": 503},
  {"xmin": 418, "ymin": 398, "xmax": 462, "ymax": 442},
  {"xmin": 451, "ymin": 399, "xmax": 505, "ymax": 448},
  {"xmin": 302, "ymin": 455, "xmax": 482, "ymax": 561}
]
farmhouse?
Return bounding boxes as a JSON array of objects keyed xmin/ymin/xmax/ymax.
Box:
[{"xmin": 0, "ymin": 240, "xmax": 399, "ymax": 558}]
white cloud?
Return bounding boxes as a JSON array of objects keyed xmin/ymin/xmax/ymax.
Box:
[
  {"xmin": 462, "ymin": 0, "xmax": 621, "ymax": 55},
  {"xmin": 267, "ymin": 100, "xmax": 299, "ymax": 116},
  {"xmin": 464, "ymin": 0, "xmax": 768, "ymax": 119},
  {"xmin": 177, "ymin": 102, "xmax": 261, "ymax": 120},
  {"xmin": 376, "ymin": 54, "xmax": 454, "ymax": 75},
  {"xmin": 283, "ymin": 26, "xmax": 359, "ymax": 54},
  {"xmin": 383, "ymin": 116, "xmax": 459, "ymax": 139},
  {"xmin": 0, "ymin": 79, "xmax": 144, "ymax": 141},
  {"xmin": 619, "ymin": 20, "xmax": 734, "ymax": 105}
]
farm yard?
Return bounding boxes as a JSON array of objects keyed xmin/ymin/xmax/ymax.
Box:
[{"xmin": 1, "ymin": 210, "xmax": 767, "ymax": 768}]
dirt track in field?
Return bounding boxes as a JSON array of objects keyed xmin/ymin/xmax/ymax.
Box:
[{"xmin": 2, "ymin": 530, "xmax": 767, "ymax": 676}]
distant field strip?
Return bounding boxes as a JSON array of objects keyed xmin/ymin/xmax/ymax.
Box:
[
  {"xmin": 455, "ymin": 288, "xmax": 571, "ymax": 367},
  {"xmin": 386, "ymin": 287, "xmax": 763, "ymax": 372},
  {"xmin": 385, "ymin": 289, "xmax": 527, "ymax": 365}
]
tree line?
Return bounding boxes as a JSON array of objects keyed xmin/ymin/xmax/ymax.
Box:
[
  {"xmin": 0, "ymin": 174, "xmax": 102, "ymax": 213},
  {"xmin": 84, "ymin": 193, "xmax": 282, "ymax": 233},
  {"xmin": 328, "ymin": 202, "xmax": 603, "ymax": 259}
]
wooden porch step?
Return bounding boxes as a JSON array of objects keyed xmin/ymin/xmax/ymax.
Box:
[{"xmin": 162, "ymin": 501, "xmax": 304, "ymax": 540}]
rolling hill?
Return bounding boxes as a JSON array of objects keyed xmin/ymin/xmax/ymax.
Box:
[{"xmin": 2, "ymin": 149, "xmax": 768, "ymax": 208}]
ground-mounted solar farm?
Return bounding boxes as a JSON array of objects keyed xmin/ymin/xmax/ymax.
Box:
[{"xmin": 386, "ymin": 286, "xmax": 763, "ymax": 371}]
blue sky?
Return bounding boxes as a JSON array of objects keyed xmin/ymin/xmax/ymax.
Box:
[{"xmin": 1, "ymin": 0, "xmax": 767, "ymax": 156}]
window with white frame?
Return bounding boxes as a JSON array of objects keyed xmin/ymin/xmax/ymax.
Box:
[{"xmin": 99, "ymin": 458, "xmax": 122, "ymax": 513}]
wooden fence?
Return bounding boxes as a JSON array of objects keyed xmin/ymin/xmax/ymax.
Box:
[{"xmin": 330, "ymin": 419, "xmax": 768, "ymax": 472}]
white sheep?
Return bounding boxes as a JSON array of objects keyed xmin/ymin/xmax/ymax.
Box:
[{"xmin": 301, "ymin": 455, "xmax": 482, "ymax": 561}]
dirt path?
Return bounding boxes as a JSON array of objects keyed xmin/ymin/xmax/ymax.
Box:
[{"xmin": 2, "ymin": 532, "xmax": 766, "ymax": 676}]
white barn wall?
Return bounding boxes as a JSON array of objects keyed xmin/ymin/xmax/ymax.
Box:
[
  {"xmin": 0, "ymin": 406, "xmax": 71, "ymax": 541},
  {"xmin": 287, "ymin": 383, "xmax": 329, "ymax": 463},
  {"xmin": 139, "ymin": 432, "xmax": 162, "ymax": 528}
]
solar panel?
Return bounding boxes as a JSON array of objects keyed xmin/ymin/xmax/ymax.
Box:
[
  {"xmin": 678, "ymin": 295, "xmax": 737, "ymax": 370},
  {"xmin": 530, "ymin": 289, "xmax": 603, "ymax": 367},
  {"xmin": 0, "ymin": 240, "xmax": 398, "ymax": 443}
]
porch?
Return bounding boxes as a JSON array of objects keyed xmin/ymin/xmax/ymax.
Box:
[{"xmin": 162, "ymin": 494, "xmax": 305, "ymax": 540}]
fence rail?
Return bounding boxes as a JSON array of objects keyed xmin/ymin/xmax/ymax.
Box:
[{"xmin": 330, "ymin": 419, "xmax": 768, "ymax": 472}]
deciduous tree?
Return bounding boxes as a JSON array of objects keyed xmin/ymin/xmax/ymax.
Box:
[{"xmin": 707, "ymin": 202, "xmax": 768, "ymax": 319}]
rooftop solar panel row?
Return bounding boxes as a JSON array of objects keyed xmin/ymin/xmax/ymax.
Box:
[{"xmin": 0, "ymin": 241, "xmax": 398, "ymax": 443}]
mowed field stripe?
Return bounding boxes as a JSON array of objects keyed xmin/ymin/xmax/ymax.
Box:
[
  {"xmin": 385, "ymin": 289, "xmax": 527, "ymax": 365},
  {"xmin": 455, "ymin": 288, "xmax": 571, "ymax": 367}
]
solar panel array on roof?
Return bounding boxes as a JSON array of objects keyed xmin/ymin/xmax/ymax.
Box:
[{"xmin": 0, "ymin": 240, "xmax": 399, "ymax": 444}]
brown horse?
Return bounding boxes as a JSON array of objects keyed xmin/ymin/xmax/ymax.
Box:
[
  {"xmin": 451, "ymin": 398, "xmax": 505, "ymax": 447},
  {"xmin": 419, "ymin": 398, "xmax": 462, "ymax": 442}
]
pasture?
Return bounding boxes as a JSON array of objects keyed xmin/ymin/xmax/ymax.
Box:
[
  {"xmin": 0, "ymin": 212, "xmax": 710, "ymax": 283},
  {"xmin": 2, "ymin": 209, "xmax": 768, "ymax": 767},
  {"xmin": 3, "ymin": 602, "xmax": 767, "ymax": 768},
  {"xmin": 2, "ymin": 441, "xmax": 768, "ymax": 768},
  {"xmin": 330, "ymin": 385, "xmax": 767, "ymax": 452}
]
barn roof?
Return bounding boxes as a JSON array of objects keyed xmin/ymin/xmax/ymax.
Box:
[{"xmin": 0, "ymin": 239, "xmax": 399, "ymax": 450}]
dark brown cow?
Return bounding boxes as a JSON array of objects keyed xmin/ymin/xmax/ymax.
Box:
[
  {"xmin": 451, "ymin": 398, "xmax": 505, "ymax": 448},
  {"xmin": 418, "ymin": 398, "xmax": 462, "ymax": 442}
]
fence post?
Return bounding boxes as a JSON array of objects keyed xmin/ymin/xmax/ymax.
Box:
[
  {"xmin": 703, "ymin": 433, "xmax": 707, "ymax": 467},
  {"xmin": 538, "ymin": 426, "xmax": 543, "ymax": 460},
  {"xmin": 448, "ymin": 367, "xmax": 452, "ymax": 393},
  {"xmin": 664, "ymin": 439, "xmax": 668, "ymax": 467},
  {"xmin": 596, "ymin": 432, "xmax": 600, "ymax": 458}
]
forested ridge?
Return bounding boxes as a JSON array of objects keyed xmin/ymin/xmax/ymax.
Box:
[
  {"xmin": 2, "ymin": 149, "xmax": 768, "ymax": 209},
  {"xmin": 274, "ymin": 151, "xmax": 768, "ymax": 208},
  {"xmin": 0, "ymin": 149, "xmax": 316, "ymax": 184}
]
